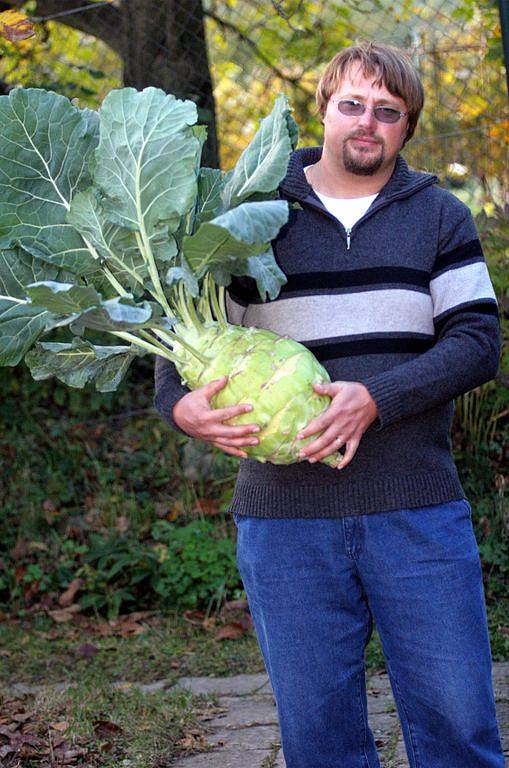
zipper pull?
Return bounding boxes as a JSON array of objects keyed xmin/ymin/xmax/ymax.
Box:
[{"xmin": 346, "ymin": 228, "xmax": 352, "ymax": 250}]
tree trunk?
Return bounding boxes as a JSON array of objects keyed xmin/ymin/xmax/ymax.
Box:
[
  {"xmin": 121, "ymin": 0, "xmax": 218, "ymax": 167},
  {"xmin": 4, "ymin": 0, "xmax": 219, "ymax": 166}
]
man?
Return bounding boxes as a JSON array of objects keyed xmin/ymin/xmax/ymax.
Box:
[{"xmin": 154, "ymin": 42, "xmax": 505, "ymax": 768}]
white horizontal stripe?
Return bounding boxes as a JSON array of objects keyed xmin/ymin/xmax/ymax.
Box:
[
  {"xmin": 239, "ymin": 290, "xmax": 434, "ymax": 341},
  {"xmin": 431, "ymin": 261, "xmax": 497, "ymax": 317},
  {"xmin": 226, "ymin": 293, "xmax": 247, "ymax": 326}
]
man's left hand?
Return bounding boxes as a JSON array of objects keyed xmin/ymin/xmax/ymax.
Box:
[{"xmin": 296, "ymin": 381, "xmax": 378, "ymax": 469}]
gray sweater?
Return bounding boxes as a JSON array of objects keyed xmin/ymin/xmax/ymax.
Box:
[{"xmin": 154, "ymin": 146, "xmax": 500, "ymax": 518}]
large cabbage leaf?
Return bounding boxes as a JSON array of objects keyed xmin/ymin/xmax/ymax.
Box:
[
  {"xmin": 93, "ymin": 88, "xmax": 200, "ymax": 240},
  {"xmin": 25, "ymin": 338, "xmax": 146, "ymax": 392},
  {"xmin": 0, "ymin": 88, "xmax": 99, "ymax": 274}
]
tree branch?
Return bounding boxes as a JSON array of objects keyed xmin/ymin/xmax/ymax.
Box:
[
  {"xmin": 2, "ymin": 0, "xmax": 123, "ymax": 54},
  {"xmin": 205, "ymin": 9, "xmax": 311, "ymax": 95}
]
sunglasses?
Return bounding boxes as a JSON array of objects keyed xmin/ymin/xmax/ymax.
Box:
[{"xmin": 330, "ymin": 98, "xmax": 407, "ymax": 124}]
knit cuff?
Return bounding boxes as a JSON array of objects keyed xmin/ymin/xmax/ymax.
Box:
[
  {"xmin": 361, "ymin": 371, "xmax": 402, "ymax": 430},
  {"xmin": 153, "ymin": 384, "xmax": 191, "ymax": 436}
]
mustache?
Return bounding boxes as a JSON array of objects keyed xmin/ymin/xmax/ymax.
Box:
[{"xmin": 345, "ymin": 131, "xmax": 383, "ymax": 144}]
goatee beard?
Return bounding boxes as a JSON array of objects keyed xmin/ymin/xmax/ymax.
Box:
[{"xmin": 343, "ymin": 137, "xmax": 384, "ymax": 176}]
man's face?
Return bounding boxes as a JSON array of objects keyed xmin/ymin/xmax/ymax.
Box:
[{"xmin": 323, "ymin": 65, "xmax": 409, "ymax": 176}]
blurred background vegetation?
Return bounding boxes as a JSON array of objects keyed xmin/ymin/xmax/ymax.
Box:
[{"xmin": 0, "ymin": 0, "xmax": 507, "ymax": 658}]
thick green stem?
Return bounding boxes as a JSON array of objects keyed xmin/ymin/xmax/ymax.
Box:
[
  {"xmin": 138, "ymin": 329, "xmax": 176, "ymax": 357},
  {"xmin": 103, "ymin": 266, "xmax": 129, "ymax": 297},
  {"xmin": 208, "ymin": 275, "xmax": 227, "ymax": 327},
  {"xmin": 134, "ymin": 231, "xmax": 173, "ymax": 318},
  {"xmin": 110, "ymin": 330, "xmax": 183, "ymax": 364},
  {"xmin": 218, "ymin": 285, "xmax": 227, "ymax": 323},
  {"xmin": 152, "ymin": 326, "xmax": 209, "ymax": 366},
  {"xmin": 0, "ymin": 295, "xmax": 28, "ymax": 304},
  {"xmin": 176, "ymin": 281, "xmax": 201, "ymax": 332}
]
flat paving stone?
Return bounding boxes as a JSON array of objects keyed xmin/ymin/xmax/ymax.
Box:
[
  {"xmin": 169, "ymin": 662, "xmax": 508, "ymax": 768},
  {"xmin": 207, "ymin": 694, "xmax": 279, "ymax": 728},
  {"xmin": 206, "ymin": 724, "xmax": 281, "ymax": 751},
  {"xmin": 171, "ymin": 673, "xmax": 273, "ymax": 697}
]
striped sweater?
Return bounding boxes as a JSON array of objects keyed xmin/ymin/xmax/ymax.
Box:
[{"xmin": 154, "ymin": 145, "xmax": 500, "ymax": 518}]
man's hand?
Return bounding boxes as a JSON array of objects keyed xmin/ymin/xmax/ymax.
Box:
[
  {"xmin": 172, "ymin": 375, "xmax": 260, "ymax": 459},
  {"xmin": 296, "ymin": 381, "xmax": 378, "ymax": 469}
]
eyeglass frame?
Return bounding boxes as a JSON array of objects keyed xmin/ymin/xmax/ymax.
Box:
[{"xmin": 329, "ymin": 98, "xmax": 408, "ymax": 123}]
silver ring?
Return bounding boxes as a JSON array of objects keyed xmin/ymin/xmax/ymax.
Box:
[{"xmin": 336, "ymin": 437, "xmax": 342, "ymax": 443}]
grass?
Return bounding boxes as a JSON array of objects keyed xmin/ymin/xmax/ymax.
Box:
[{"xmin": 0, "ymin": 607, "xmax": 387, "ymax": 767}]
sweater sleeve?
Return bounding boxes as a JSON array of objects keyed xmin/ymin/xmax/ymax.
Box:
[
  {"xmin": 361, "ymin": 194, "xmax": 501, "ymax": 430},
  {"xmin": 152, "ymin": 284, "xmax": 248, "ymax": 434}
]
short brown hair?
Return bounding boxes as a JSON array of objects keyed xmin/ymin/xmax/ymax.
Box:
[{"xmin": 315, "ymin": 41, "xmax": 424, "ymax": 145}]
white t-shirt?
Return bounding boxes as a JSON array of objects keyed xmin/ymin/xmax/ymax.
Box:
[{"xmin": 303, "ymin": 164, "xmax": 378, "ymax": 230}]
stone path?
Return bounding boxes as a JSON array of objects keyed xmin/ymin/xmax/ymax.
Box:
[
  {"xmin": 167, "ymin": 662, "xmax": 508, "ymax": 767},
  {"xmin": 7, "ymin": 663, "xmax": 508, "ymax": 766}
]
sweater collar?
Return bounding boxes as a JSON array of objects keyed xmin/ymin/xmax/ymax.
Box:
[{"xmin": 279, "ymin": 145, "xmax": 437, "ymax": 202}]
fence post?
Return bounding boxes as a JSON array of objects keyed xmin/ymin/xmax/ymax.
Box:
[{"xmin": 499, "ymin": 0, "xmax": 509, "ymax": 98}]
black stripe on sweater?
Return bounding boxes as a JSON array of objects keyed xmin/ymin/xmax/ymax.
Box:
[
  {"xmin": 228, "ymin": 267, "xmax": 429, "ymax": 305},
  {"xmin": 432, "ymin": 239, "xmax": 483, "ymax": 276},
  {"xmin": 434, "ymin": 300, "xmax": 499, "ymax": 336},
  {"xmin": 303, "ymin": 335, "xmax": 435, "ymax": 361}
]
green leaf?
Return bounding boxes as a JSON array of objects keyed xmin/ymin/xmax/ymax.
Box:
[
  {"xmin": 165, "ymin": 261, "xmax": 199, "ymax": 297},
  {"xmin": 26, "ymin": 281, "xmax": 102, "ymax": 314},
  {"xmin": 183, "ymin": 200, "xmax": 289, "ymax": 279},
  {"xmin": 194, "ymin": 168, "xmax": 225, "ymax": 229},
  {"xmin": 221, "ymin": 94, "xmax": 297, "ymax": 208},
  {"xmin": 0, "ymin": 88, "xmax": 99, "ymax": 273},
  {"xmin": 25, "ymin": 337, "xmax": 145, "ymax": 391},
  {"xmin": 0, "ymin": 299, "xmax": 58, "ymax": 366},
  {"xmin": 26, "ymin": 281, "xmax": 162, "ymax": 335},
  {"xmin": 245, "ymin": 246, "xmax": 287, "ymax": 301},
  {"xmin": 0, "ymin": 248, "xmax": 61, "ymax": 299},
  {"xmin": 67, "ymin": 189, "xmax": 149, "ymax": 296},
  {"xmin": 93, "ymin": 87, "xmax": 200, "ymax": 239},
  {"xmin": 70, "ymin": 296, "xmax": 162, "ymax": 335}
]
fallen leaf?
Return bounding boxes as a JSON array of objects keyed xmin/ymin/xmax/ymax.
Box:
[
  {"xmin": 93, "ymin": 719, "xmax": 124, "ymax": 738},
  {"xmin": 47, "ymin": 604, "xmax": 81, "ymax": 623},
  {"xmin": 215, "ymin": 622, "xmax": 245, "ymax": 640},
  {"xmin": 49, "ymin": 721, "xmax": 70, "ymax": 733},
  {"xmin": 0, "ymin": 10, "xmax": 35, "ymax": 42},
  {"xmin": 76, "ymin": 642, "xmax": 99, "ymax": 659},
  {"xmin": 58, "ymin": 578, "xmax": 84, "ymax": 607}
]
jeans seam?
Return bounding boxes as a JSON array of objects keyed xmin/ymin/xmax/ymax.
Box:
[
  {"xmin": 387, "ymin": 662, "xmax": 421, "ymax": 768},
  {"xmin": 356, "ymin": 668, "xmax": 372, "ymax": 768}
]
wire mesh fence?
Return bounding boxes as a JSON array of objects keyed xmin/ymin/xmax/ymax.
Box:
[{"xmin": 0, "ymin": 0, "xmax": 507, "ymax": 198}]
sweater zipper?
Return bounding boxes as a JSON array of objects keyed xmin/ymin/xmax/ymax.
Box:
[{"xmin": 301, "ymin": 176, "xmax": 437, "ymax": 252}]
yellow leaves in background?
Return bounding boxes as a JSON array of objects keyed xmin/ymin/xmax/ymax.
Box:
[{"xmin": 0, "ymin": 9, "xmax": 35, "ymax": 44}]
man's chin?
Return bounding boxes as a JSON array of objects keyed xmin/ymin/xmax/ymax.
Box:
[{"xmin": 343, "ymin": 148, "xmax": 384, "ymax": 176}]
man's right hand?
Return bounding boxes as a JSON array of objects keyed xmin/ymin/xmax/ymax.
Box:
[{"xmin": 172, "ymin": 375, "xmax": 260, "ymax": 458}]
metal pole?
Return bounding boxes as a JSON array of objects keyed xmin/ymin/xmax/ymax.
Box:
[{"xmin": 499, "ymin": 0, "xmax": 509, "ymax": 99}]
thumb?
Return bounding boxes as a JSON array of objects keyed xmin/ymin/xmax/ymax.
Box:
[
  {"xmin": 203, "ymin": 375, "xmax": 228, "ymax": 400},
  {"xmin": 313, "ymin": 381, "xmax": 337, "ymax": 395}
]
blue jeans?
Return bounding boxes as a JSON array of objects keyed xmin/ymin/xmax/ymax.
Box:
[{"xmin": 233, "ymin": 499, "xmax": 505, "ymax": 768}]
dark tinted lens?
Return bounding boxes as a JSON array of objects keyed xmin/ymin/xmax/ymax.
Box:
[
  {"xmin": 338, "ymin": 100, "xmax": 364, "ymax": 116},
  {"xmin": 373, "ymin": 106, "xmax": 401, "ymax": 123}
]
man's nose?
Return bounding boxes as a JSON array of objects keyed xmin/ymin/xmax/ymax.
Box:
[{"xmin": 357, "ymin": 106, "xmax": 377, "ymax": 130}]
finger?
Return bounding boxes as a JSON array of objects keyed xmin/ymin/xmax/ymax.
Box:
[
  {"xmin": 303, "ymin": 435, "xmax": 346, "ymax": 464},
  {"xmin": 207, "ymin": 422, "xmax": 261, "ymax": 438},
  {"xmin": 296, "ymin": 414, "xmax": 333, "ymax": 440},
  {"xmin": 299, "ymin": 425, "xmax": 343, "ymax": 458},
  {"xmin": 213, "ymin": 403, "xmax": 254, "ymax": 422},
  {"xmin": 313, "ymin": 382, "xmax": 340, "ymax": 396},
  {"xmin": 210, "ymin": 441, "xmax": 249, "ymax": 459},
  {"xmin": 336, "ymin": 436, "xmax": 360, "ymax": 469},
  {"xmin": 213, "ymin": 435, "xmax": 260, "ymax": 448},
  {"xmin": 202, "ymin": 375, "xmax": 229, "ymax": 401}
]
